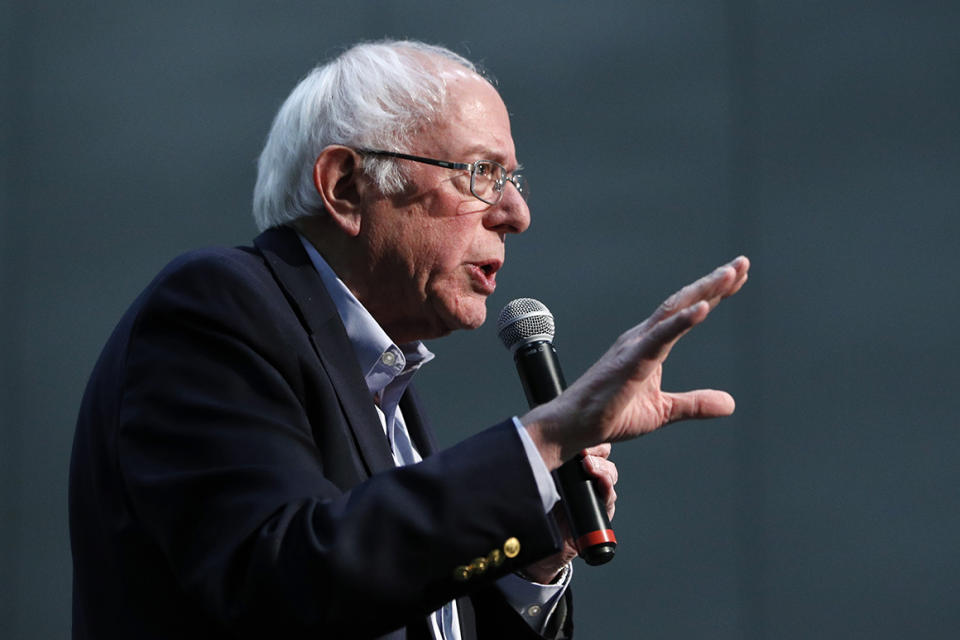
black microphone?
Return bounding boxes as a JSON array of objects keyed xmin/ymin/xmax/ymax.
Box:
[{"xmin": 497, "ymin": 298, "xmax": 616, "ymax": 566}]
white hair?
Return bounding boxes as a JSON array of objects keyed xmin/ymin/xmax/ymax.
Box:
[{"xmin": 252, "ymin": 40, "xmax": 483, "ymax": 231}]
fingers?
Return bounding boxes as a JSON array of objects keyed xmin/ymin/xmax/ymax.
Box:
[
  {"xmin": 725, "ymin": 256, "xmax": 750, "ymax": 300},
  {"xmin": 637, "ymin": 299, "xmax": 711, "ymax": 363},
  {"xmin": 583, "ymin": 454, "xmax": 618, "ymax": 520},
  {"xmin": 649, "ymin": 256, "xmax": 750, "ymax": 326},
  {"xmin": 630, "ymin": 256, "xmax": 750, "ymax": 364},
  {"xmin": 582, "ymin": 443, "xmax": 611, "ymax": 459},
  {"xmin": 583, "ymin": 454, "xmax": 618, "ymax": 487},
  {"xmin": 607, "ymin": 256, "xmax": 749, "ymax": 372},
  {"xmin": 663, "ymin": 388, "xmax": 736, "ymax": 421}
]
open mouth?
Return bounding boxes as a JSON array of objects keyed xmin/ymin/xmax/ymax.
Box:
[
  {"xmin": 470, "ymin": 260, "xmax": 502, "ymax": 293},
  {"xmin": 476, "ymin": 259, "xmax": 502, "ymax": 278}
]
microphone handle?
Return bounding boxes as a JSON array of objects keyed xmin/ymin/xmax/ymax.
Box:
[{"xmin": 514, "ymin": 341, "xmax": 616, "ymax": 566}]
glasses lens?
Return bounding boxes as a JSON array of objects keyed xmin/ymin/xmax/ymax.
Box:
[{"xmin": 471, "ymin": 161, "xmax": 502, "ymax": 204}]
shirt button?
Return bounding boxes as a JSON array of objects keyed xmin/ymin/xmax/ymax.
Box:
[
  {"xmin": 526, "ymin": 604, "xmax": 542, "ymax": 617},
  {"xmin": 381, "ymin": 351, "xmax": 397, "ymax": 366}
]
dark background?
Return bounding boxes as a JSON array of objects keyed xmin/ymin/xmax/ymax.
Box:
[{"xmin": 2, "ymin": 1, "xmax": 958, "ymax": 638}]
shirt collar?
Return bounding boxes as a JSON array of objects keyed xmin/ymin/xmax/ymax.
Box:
[{"xmin": 297, "ymin": 233, "xmax": 434, "ymax": 397}]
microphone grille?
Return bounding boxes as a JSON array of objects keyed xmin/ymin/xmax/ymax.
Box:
[{"xmin": 497, "ymin": 298, "xmax": 555, "ymax": 352}]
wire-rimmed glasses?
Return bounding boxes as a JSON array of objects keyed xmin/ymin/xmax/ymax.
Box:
[{"xmin": 356, "ymin": 148, "xmax": 528, "ymax": 206}]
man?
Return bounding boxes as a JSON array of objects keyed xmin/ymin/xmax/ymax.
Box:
[{"xmin": 70, "ymin": 40, "xmax": 748, "ymax": 639}]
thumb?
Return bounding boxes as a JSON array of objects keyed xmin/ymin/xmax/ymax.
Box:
[{"xmin": 662, "ymin": 389, "xmax": 736, "ymax": 422}]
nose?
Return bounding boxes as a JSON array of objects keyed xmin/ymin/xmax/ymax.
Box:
[{"xmin": 483, "ymin": 183, "xmax": 530, "ymax": 235}]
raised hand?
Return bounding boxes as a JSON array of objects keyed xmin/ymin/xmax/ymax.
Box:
[{"xmin": 523, "ymin": 256, "xmax": 750, "ymax": 469}]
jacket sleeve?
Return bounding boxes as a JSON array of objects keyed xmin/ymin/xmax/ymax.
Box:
[{"xmin": 114, "ymin": 251, "xmax": 564, "ymax": 638}]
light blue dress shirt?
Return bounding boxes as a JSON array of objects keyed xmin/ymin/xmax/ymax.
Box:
[{"xmin": 297, "ymin": 234, "xmax": 571, "ymax": 638}]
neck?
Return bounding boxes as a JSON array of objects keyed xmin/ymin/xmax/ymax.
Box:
[{"xmin": 295, "ymin": 217, "xmax": 436, "ymax": 344}]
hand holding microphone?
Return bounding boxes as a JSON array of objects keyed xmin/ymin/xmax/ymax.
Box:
[{"xmin": 498, "ymin": 298, "xmax": 618, "ymax": 566}]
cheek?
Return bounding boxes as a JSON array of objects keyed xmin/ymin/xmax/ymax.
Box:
[{"xmin": 419, "ymin": 222, "xmax": 476, "ymax": 278}]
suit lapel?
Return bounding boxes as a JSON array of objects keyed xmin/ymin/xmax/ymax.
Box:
[{"xmin": 253, "ymin": 226, "xmax": 394, "ymax": 477}]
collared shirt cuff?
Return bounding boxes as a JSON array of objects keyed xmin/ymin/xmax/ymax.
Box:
[
  {"xmin": 496, "ymin": 563, "xmax": 572, "ymax": 634},
  {"xmin": 512, "ymin": 417, "xmax": 561, "ymax": 514}
]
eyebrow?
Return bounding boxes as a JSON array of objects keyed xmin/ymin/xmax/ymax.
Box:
[{"xmin": 460, "ymin": 144, "xmax": 521, "ymax": 171}]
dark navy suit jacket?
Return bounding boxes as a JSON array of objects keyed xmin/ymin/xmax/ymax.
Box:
[{"xmin": 70, "ymin": 226, "xmax": 571, "ymax": 639}]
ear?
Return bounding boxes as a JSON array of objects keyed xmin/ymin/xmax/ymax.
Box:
[{"xmin": 312, "ymin": 145, "xmax": 365, "ymax": 237}]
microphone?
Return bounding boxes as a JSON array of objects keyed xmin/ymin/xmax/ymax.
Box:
[{"xmin": 497, "ymin": 298, "xmax": 616, "ymax": 566}]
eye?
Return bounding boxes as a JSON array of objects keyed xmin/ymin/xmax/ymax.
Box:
[{"xmin": 473, "ymin": 161, "xmax": 496, "ymax": 178}]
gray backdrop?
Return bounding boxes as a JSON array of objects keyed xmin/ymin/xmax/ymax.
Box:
[{"xmin": 2, "ymin": 1, "xmax": 958, "ymax": 638}]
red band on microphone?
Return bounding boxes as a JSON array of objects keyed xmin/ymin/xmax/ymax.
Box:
[{"xmin": 577, "ymin": 529, "xmax": 617, "ymax": 550}]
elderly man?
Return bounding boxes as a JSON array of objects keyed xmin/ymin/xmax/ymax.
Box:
[{"xmin": 70, "ymin": 40, "xmax": 748, "ymax": 639}]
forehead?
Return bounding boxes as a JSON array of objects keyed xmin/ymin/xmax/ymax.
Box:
[{"xmin": 420, "ymin": 70, "xmax": 516, "ymax": 164}]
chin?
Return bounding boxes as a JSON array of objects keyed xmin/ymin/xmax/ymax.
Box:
[
  {"xmin": 442, "ymin": 298, "xmax": 488, "ymax": 334},
  {"xmin": 461, "ymin": 300, "xmax": 489, "ymax": 330}
]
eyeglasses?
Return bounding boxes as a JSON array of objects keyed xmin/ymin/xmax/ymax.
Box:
[{"xmin": 356, "ymin": 148, "xmax": 528, "ymax": 206}]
